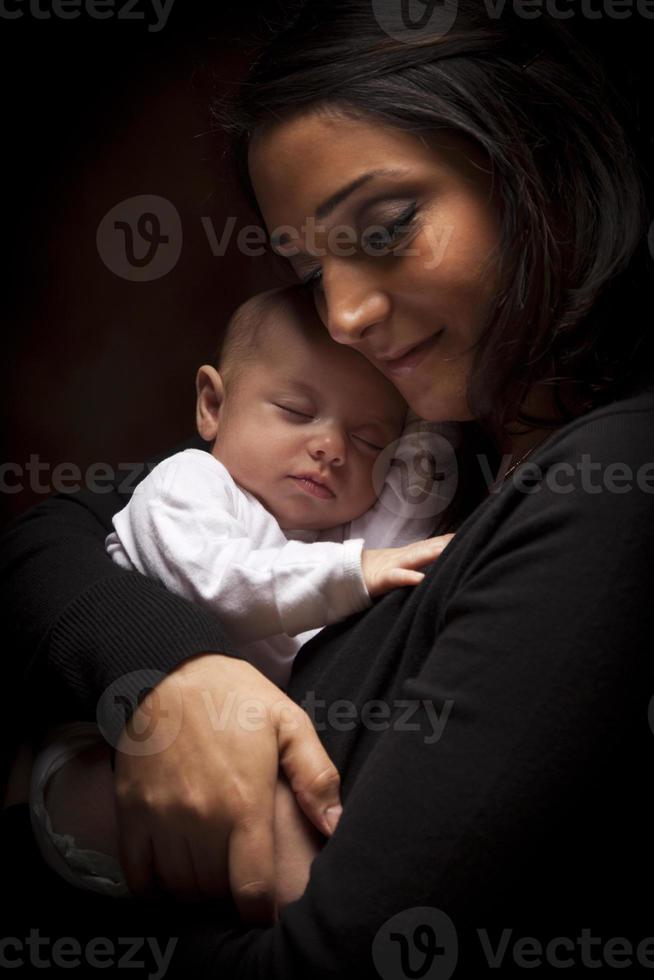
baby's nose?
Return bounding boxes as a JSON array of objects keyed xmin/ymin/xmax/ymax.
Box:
[{"xmin": 308, "ymin": 429, "xmax": 347, "ymax": 466}]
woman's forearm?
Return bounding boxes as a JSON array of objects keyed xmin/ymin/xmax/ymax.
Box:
[{"xmin": 0, "ymin": 445, "xmax": 235, "ymax": 736}]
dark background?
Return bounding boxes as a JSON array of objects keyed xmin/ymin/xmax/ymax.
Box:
[{"xmin": 1, "ymin": 0, "xmax": 653, "ymax": 525}]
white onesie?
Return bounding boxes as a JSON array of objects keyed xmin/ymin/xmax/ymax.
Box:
[{"xmin": 105, "ymin": 416, "xmax": 460, "ymax": 689}]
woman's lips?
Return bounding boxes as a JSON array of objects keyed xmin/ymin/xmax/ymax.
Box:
[
  {"xmin": 289, "ymin": 476, "xmax": 335, "ymax": 499},
  {"xmin": 380, "ymin": 330, "xmax": 445, "ymax": 376}
]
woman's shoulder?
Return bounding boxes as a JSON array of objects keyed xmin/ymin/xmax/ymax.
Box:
[
  {"xmin": 494, "ymin": 383, "xmax": 654, "ymax": 535},
  {"xmin": 552, "ymin": 385, "xmax": 654, "ymax": 456},
  {"xmin": 533, "ymin": 385, "xmax": 654, "ymax": 494}
]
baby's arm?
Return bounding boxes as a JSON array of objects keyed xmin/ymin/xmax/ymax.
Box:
[
  {"xmin": 106, "ymin": 451, "xmax": 369, "ymax": 642},
  {"xmin": 106, "ymin": 451, "xmax": 451, "ymax": 646}
]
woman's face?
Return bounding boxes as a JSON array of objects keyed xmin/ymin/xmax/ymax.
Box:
[{"xmin": 248, "ymin": 110, "xmax": 503, "ymax": 422}]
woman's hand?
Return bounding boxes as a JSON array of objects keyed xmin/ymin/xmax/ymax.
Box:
[
  {"xmin": 113, "ymin": 653, "xmax": 342, "ymax": 924},
  {"xmin": 361, "ymin": 533, "xmax": 455, "ymax": 598}
]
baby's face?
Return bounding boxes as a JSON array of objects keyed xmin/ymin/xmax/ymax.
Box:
[{"xmin": 210, "ymin": 320, "xmax": 407, "ymax": 531}]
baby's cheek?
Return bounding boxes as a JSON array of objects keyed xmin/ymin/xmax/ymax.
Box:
[{"xmin": 341, "ymin": 462, "xmax": 381, "ymax": 522}]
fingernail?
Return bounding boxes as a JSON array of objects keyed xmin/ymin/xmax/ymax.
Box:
[{"xmin": 324, "ymin": 804, "xmax": 343, "ymax": 834}]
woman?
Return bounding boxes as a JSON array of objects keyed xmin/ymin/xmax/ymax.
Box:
[{"xmin": 2, "ymin": 1, "xmax": 654, "ymax": 975}]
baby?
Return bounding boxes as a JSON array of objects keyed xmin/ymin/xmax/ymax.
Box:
[
  {"xmin": 28, "ymin": 284, "xmax": 457, "ymax": 904},
  {"xmin": 106, "ymin": 284, "xmax": 455, "ymax": 688}
]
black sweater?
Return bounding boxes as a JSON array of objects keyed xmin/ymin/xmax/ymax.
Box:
[{"xmin": 3, "ymin": 389, "xmax": 654, "ymax": 977}]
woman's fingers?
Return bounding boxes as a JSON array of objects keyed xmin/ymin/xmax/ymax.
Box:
[
  {"xmin": 228, "ymin": 813, "xmax": 277, "ymax": 924},
  {"xmin": 189, "ymin": 833, "xmax": 230, "ymax": 901},
  {"xmin": 276, "ymin": 704, "xmax": 343, "ymax": 838},
  {"xmin": 116, "ymin": 819, "xmax": 156, "ymax": 898},
  {"xmin": 150, "ymin": 833, "xmax": 202, "ymax": 903}
]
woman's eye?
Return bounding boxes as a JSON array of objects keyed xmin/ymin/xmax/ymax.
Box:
[
  {"xmin": 301, "ymin": 267, "xmax": 323, "ymax": 289},
  {"xmin": 362, "ymin": 203, "xmax": 418, "ymax": 255},
  {"xmin": 298, "ymin": 203, "xmax": 419, "ymax": 284}
]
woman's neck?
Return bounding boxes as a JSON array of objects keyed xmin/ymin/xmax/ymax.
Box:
[{"xmin": 496, "ymin": 381, "xmax": 591, "ymax": 462}]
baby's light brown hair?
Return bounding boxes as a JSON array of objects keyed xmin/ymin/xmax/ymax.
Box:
[{"xmin": 214, "ymin": 285, "xmax": 326, "ymax": 390}]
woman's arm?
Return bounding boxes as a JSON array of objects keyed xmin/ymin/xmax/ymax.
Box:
[
  {"xmin": 0, "ymin": 436, "xmax": 233, "ymax": 739},
  {"xmin": 0, "ymin": 436, "xmax": 343, "ymax": 916}
]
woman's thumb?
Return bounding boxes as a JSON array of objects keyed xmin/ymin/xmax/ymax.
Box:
[{"xmin": 276, "ymin": 708, "xmax": 343, "ymax": 837}]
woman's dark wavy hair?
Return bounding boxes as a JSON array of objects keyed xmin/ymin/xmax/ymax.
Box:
[{"xmin": 214, "ymin": 0, "xmax": 653, "ymax": 527}]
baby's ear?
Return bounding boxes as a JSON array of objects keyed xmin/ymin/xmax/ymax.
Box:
[{"xmin": 195, "ymin": 365, "xmax": 224, "ymax": 441}]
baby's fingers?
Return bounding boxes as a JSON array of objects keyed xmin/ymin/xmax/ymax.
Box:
[
  {"xmin": 403, "ymin": 537, "xmax": 453, "ymax": 569},
  {"xmin": 385, "ymin": 568, "xmax": 426, "ymax": 589}
]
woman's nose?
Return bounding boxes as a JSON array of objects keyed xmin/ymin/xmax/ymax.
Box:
[{"xmin": 320, "ymin": 263, "xmax": 392, "ymax": 346}]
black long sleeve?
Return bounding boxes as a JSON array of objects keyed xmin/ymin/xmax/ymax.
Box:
[{"xmin": 0, "ymin": 435, "xmax": 239, "ymax": 768}]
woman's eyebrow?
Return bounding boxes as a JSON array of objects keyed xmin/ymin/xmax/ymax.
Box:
[
  {"xmin": 314, "ymin": 168, "xmax": 409, "ymax": 221},
  {"xmin": 271, "ymin": 169, "xmax": 412, "ymax": 252}
]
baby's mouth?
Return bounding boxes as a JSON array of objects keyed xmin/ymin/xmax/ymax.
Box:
[{"xmin": 288, "ymin": 475, "xmax": 335, "ymax": 499}]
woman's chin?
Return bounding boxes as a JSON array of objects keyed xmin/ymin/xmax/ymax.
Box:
[{"xmin": 403, "ymin": 392, "xmax": 473, "ymax": 424}]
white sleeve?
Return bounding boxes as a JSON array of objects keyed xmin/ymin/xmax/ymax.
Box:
[
  {"xmin": 106, "ymin": 452, "xmax": 371, "ymax": 644},
  {"xmin": 349, "ymin": 411, "xmax": 462, "ymax": 549}
]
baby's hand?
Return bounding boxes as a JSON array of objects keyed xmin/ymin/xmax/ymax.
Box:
[{"xmin": 361, "ymin": 534, "xmax": 455, "ymax": 598}]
